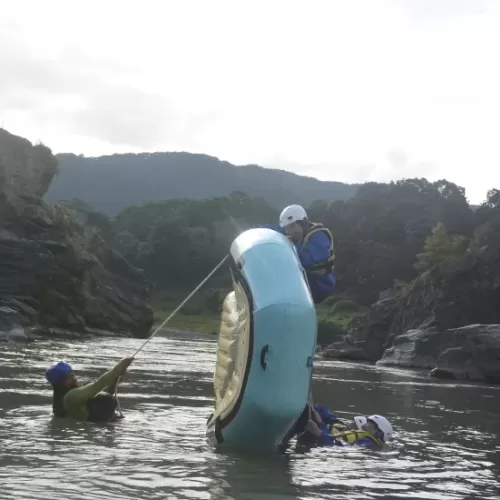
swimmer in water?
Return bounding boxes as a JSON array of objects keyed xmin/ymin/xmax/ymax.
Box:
[{"xmin": 45, "ymin": 357, "xmax": 134, "ymax": 422}]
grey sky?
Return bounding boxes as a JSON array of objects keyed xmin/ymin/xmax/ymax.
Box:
[{"xmin": 1, "ymin": 0, "xmax": 499, "ymax": 203}]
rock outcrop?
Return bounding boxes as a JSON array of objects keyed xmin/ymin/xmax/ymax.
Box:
[
  {"xmin": 376, "ymin": 327, "xmax": 441, "ymax": 369},
  {"xmin": 322, "ymin": 297, "xmax": 399, "ymax": 362},
  {"xmin": 374, "ymin": 324, "xmax": 500, "ymax": 383},
  {"xmin": 321, "ymin": 244, "xmax": 500, "ymax": 383},
  {"xmin": 0, "ymin": 129, "xmax": 153, "ymax": 339},
  {"xmin": 429, "ymin": 324, "xmax": 500, "ymax": 383}
]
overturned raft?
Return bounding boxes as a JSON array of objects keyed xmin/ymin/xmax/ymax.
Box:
[{"xmin": 206, "ymin": 228, "xmax": 317, "ymax": 451}]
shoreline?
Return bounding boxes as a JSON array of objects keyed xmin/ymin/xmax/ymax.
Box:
[
  {"xmin": 0, "ymin": 298, "xmax": 360, "ymax": 343},
  {"xmin": 152, "ymin": 310, "xmax": 220, "ymax": 334}
]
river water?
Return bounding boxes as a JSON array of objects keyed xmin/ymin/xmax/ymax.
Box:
[{"xmin": 0, "ymin": 331, "xmax": 499, "ymax": 500}]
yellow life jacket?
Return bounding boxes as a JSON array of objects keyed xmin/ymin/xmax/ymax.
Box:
[
  {"xmin": 301, "ymin": 222, "xmax": 335, "ymax": 274},
  {"xmin": 329, "ymin": 420, "xmax": 348, "ymax": 433},
  {"xmin": 329, "ymin": 427, "xmax": 384, "ymax": 448}
]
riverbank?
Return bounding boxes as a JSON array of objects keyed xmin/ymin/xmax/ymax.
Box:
[
  {"xmin": 153, "ymin": 308, "xmax": 221, "ymax": 334},
  {"xmin": 151, "ymin": 293, "xmax": 365, "ymax": 337},
  {"xmin": 316, "ymin": 300, "xmax": 368, "ymax": 347},
  {"xmin": 151, "ymin": 292, "xmax": 221, "ymax": 334}
]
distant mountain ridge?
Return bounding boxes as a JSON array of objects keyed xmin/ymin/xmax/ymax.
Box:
[{"xmin": 45, "ymin": 152, "xmax": 359, "ymax": 215}]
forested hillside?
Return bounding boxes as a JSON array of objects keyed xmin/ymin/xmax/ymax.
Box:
[{"xmin": 46, "ymin": 152, "xmax": 358, "ymax": 215}]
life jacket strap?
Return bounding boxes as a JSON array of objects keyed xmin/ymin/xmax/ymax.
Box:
[
  {"xmin": 330, "ymin": 428, "xmax": 384, "ymax": 447},
  {"xmin": 302, "ymin": 223, "xmax": 336, "ymax": 274}
]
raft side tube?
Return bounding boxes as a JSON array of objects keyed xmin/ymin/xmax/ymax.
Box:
[{"xmin": 207, "ymin": 228, "xmax": 317, "ymax": 451}]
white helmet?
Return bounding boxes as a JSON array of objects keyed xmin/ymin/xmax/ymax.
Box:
[
  {"xmin": 367, "ymin": 415, "xmax": 393, "ymax": 441},
  {"xmin": 353, "ymin": 415, "xmax": 367, "ymax": 430},
  {"xmin": 279, "ymin": 204, "xmax": 308, "ymax": 227}
]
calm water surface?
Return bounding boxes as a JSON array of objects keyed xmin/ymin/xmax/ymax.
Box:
[{"xmin": 0, "ymin": 331, "xmax": 499, "ymax": 499}]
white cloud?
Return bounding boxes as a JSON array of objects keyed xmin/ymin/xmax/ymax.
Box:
[{"xmin": 1, "ymin": 0, "xmax": 499, "ymax": 203}]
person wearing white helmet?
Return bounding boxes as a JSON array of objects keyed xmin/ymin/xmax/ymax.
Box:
[
  {"xmin": 278, "ymin": 398, "xmax": 393, "ymax": 452},
  {"xmin": 258, "ymin": 204, "xmax": 336, "ymax": 303},
  {"xmin": 362, "ymin": 415, "xmax": 394, "ymax": 442},
  {"xmin": 300, "ymin": 406, "xmax": 394, "ymax": 450},
  {"xmin": 278, "ymin": 395, "xmax": 393, "ymax": 452}
]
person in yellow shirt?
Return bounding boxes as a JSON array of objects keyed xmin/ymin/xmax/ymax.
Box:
[{"xmin": 45, "ymin": 358, "xmax": 133, "ymax": 422}]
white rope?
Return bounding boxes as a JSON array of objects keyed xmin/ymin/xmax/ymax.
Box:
[{"xmin": 114, "ymin": 254, "xmax": 229, "ymax": 417}]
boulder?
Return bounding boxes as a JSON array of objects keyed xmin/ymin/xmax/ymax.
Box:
[
  {"xmin": 429, "ymin": 324, "xmax": 500, "ymax": 383},
  {"xmin": 376, "ymin": 327, "xmax": 441, "ymax": 369}
]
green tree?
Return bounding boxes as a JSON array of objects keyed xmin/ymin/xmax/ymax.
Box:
[
  {"xmin": 484, "ymin": 189, "xmax": 500, "ymax": 209},
  {"xmin": 414, "ymin": 222, "xmax": 469, "ymax": 272}
]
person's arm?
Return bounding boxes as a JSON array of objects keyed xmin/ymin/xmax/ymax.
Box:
[
  {"xmin": 103, "ymin": 378, "xmax": 119, "ymax": 394},
  {"xmin": 314, "ymin": 405, "xmax": 341, "ymax": 424},
  {"xmin": 295, "ymin": 232, "xmax": 331, "ymax": 269},
  {"xmin": 305, "ymin": 419, "xmax": 342, "ymax": 447},
  {"xmin": 64, "ymin": 358, "xmax": 132, "ymax": 407}
]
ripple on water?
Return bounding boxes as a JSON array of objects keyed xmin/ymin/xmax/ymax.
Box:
[{"xmin": 0, "ymin": 333, "xmax": 499, "ymax": 500}]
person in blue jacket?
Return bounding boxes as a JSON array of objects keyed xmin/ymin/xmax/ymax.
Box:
[
  {"xmin": 278, "ymin": 394, "xmax": 393, "ymax": 452},
  {"xmin": 302, "ymin": 405, "xmax": 393, "ymax": 450},
  {"xmin": 258, "ymin": 204, "xmax": 336, "ymax": 303}
]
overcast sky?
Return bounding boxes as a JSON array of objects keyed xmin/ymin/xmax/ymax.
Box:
[{"xmin": 1, "ymin": 0, "xmax": 499, "ymax": 203}]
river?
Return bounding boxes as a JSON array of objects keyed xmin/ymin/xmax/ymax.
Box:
[{"xmin": 0, "ymin": 331, "xmax": 499, "ymax": 499}]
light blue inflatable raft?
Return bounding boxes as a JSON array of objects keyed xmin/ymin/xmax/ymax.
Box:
[{"xmin": 206, "ymin": 228, "xmax": 317, "ymax": 452}]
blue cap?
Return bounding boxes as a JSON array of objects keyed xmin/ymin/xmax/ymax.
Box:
[{"xmin": 46, "ymin": 361, "xmax": 73, "ymax": 386}]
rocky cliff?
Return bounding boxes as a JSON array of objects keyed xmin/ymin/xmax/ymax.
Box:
[
  {"xmin": 0, "ymin": 129, "xmax": 153, "ymax": 339},
  {"xmin": 321, "ymin": 245, "xmax": 500, "ymax": 383}
]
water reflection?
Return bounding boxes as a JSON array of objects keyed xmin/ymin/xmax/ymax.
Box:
[
  {"xmin": 0, "ymin": 333, "xmax": 499, "ymax": 499},
  {"xmin": 207, "ymin": 452, "xmax": 300, "ymax": 500}
]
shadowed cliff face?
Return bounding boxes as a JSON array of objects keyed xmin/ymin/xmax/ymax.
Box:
[{"xmin": 0, "ymin": 129, "xmax": 153, "ymax": 339}]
